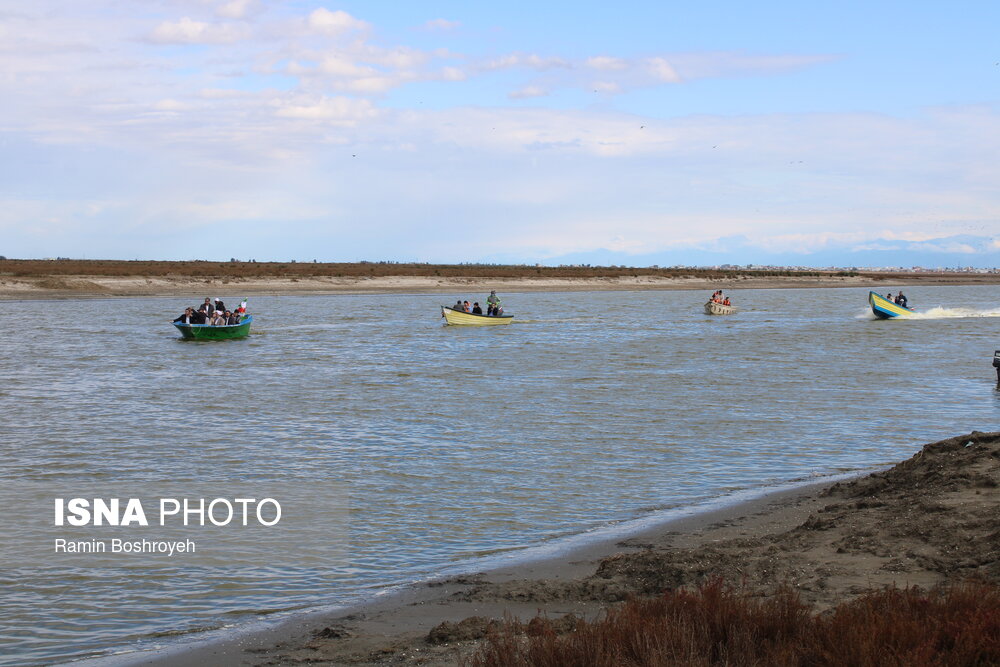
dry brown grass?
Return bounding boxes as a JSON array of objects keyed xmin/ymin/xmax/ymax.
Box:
[
  {"xmin": 469, "ymin": 579, "xmax": 1000, "ymax": 666},
  {"xmin": 0, "ymin": 258, "xmax": 838, "ymax": 279}
]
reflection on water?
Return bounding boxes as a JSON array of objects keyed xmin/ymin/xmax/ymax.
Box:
[{"xmin": 1, "ymin": 285, "xmax": 999, "ymax": 665}]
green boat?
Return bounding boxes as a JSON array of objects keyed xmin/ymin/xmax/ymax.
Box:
[{"xmin": 173, "ymin": 315, "xmax": 253, "ymax": 340}]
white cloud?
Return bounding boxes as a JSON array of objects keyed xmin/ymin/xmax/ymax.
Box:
[
  {"xmin": 644, "ymin": 57, "xmax": 682, "ymax": 83},
  {"xmin": 484, "ymin": 53, "xmax": 570, "ymax": 71},
  {"xmin": 317, "ymin": 55, "xmax": 376, "ymax": 78},
  {"xmin": 586, "ymin": 56, "xmax": 627, "ymax": 71},
  {"xmin": 307, "ymin": 8, "xmax": 369, "ymax": 36},
  {"xmin": 147, "ymin": 17, "xmax": 250, "ymax": 44},
  {"xmin": 591, "ymin": 81, "xmax": 621, "ymax": 94},
  {"xmin": 423, "ymin": 18, "xmax": 460, "ymax": 31},
  {"xmin": 273, "ymin": 95, "xmax": 377, "ymax": 123},
  {"xmin": 440, "ymin": 66, "xmax": 466, "ymax": 81},
  {"xmin": 509, "ymin": 85, "xmax": 548, "ymax": 99},
  {"xmin": 151, "ymin": 98, "xmax": 191, "ymax": 111},
  {"xmin": 215, "ymin": 0, "xmax": 259, "ymax": 19}
]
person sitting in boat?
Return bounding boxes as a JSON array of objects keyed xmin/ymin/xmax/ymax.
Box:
[
  {"xmin": 472, "ymin": 302, "xmax": 483, "ymax": 314},
  {"xmin": 886, "ymin": 292, "xmax": 893, "ymax": 302},
  {"xmin": 895, "ymin": 292, "xmax": 908, "ymax": 308},
  {"xmin": 226, "ymin": 310, "xmax": 241, "ymax": 325},
  {"xmin": 214, "ymin": 298, "xmax": 226, "ymax": 313},
  {"xmin": 463, "ymin": 300, "xmax": 472, "ymax": 312},
  {"xmin": 193, "ymin": 304, "xmax": 209, "ymax": 324},
  {"xmin": 174, "ymin": 307, "xmax": 195, "ymax": 324},
  {"xmin": 723, "ymin": 297, "xmax": 731, "ymax": 306},
  {"xmin": 210, "ymin": 310, "xmax": 228, "ymax": 326},
  {"xmin": 486, "ymin": 290, "xmax": 502, "ymax": 315},
  {"xmin": 452, "ymin": 299, "xmax": 464, "ymax": 311}
]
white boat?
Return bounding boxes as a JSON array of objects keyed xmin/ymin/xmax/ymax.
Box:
[{"xmin": 704, "ymin": 301, "xmax": 736, "ymax": 315}]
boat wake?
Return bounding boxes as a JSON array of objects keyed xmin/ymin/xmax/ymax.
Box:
[
  {"xmin": 907, "ymin": 306, "xmax": 1000, "ymax": 319},
  {"xmin": 858, "ymin": 306, "xmax": 1000, "ymax": 320}
]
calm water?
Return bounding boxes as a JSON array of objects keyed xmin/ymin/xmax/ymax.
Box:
[{"xmin": 1, "ymin": 285, "xmax": 999, "ymax": 665}]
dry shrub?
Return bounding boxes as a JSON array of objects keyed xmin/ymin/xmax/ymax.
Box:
[
  {"xmin": 469, "ymin": 580, "xmax": 1000, "ymax": 667},
  {"xmin": 0, "ymin": 258, "xmax": 928, "ymax": 282}
]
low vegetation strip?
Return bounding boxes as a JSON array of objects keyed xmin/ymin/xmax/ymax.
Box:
[
  {"xmin": 0, "ymin": 258, "xmax": 894, "ymax": 280},
  {"xmin": 470, "ymin": 579, "xmax": 1000, "ymax": 666}
]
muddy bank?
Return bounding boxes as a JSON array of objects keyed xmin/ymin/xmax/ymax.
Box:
[
  {"xmin": 0, "ymin": 272, "xmax": 992, "ymax": 299},
  {"xmin": 118, "ymin": 431, "xmax": 999, "ymax": 666}
]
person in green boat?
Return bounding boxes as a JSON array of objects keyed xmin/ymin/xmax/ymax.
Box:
[
  {"xmin": 174, "ymin": 307, "xmax": 195, "ymax": 324},
  {"xmin": 486, "ymin": 290, "xmax": 501, "ymax": 316}
]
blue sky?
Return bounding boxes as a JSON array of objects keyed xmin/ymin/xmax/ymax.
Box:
[{"xmin": 2, "ymin": 1, "xmax": 999, "ymax": 266}]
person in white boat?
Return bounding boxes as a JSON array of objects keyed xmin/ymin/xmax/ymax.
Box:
[
  {"xmin": 486, "ymin": 290, "xmax": 502, "ymax": 316},
  {"xmin": 723, "ymin": 296, "xmax": 731, "ymax": 306}
]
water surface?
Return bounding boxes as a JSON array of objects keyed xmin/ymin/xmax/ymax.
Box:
[{"xmin": 1, "ymin": 285, "xmax": 998, "ymax": 665}]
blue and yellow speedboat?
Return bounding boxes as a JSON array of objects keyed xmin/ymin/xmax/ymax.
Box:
[{"xmin": 868, "ymin": 291, "xmax": 914, "ymax": 319}]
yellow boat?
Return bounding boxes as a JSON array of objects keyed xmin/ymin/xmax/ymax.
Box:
[
  {"xmin": 868, "ymin": 291, "xmax": 914, "ymax": 319},
  {"xmin": 441, "ymin": 306, "xmax": 513, "ymax": 326}
]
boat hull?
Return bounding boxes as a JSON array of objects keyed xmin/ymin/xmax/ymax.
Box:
[
  {"xmin": 868, "ymin": 292, "xmax": 914, "ymax": 319},
  {"xmin": 173, "ymin": 315, "xmax": 253, "ymax": 340},
  {"xmin": 441, "ymin": 307, "xmax": 513, "ymax": 326},
  {"xmin": 704, "ymin": 301, "xmax": 736, "ymax": 315}
]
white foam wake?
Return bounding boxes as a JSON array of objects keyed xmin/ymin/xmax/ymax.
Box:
[
  {"xmin": 856, "ymin": 306, "xmax": 1000, "ymax": 320},
  {"xmin": 907, "ymin": 306, "xmax": 1000, "ymax": 319}
]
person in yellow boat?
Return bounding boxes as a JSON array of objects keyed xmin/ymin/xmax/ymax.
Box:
[
  {"xmin": 895, "ymin": 291, "xmax": 908, "ymax": 308},
  {"xmin": 472, "ymin": 302, "xmax": 483, "ymax": 314},
  {"xmin": 486, "ymin": 290, "xmax": 502, "ymax": 316},
  {"xmin": 452, "ymin": 299, "xmax": 464, "ymax": 311}
]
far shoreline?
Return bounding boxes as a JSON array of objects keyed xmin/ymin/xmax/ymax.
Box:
[{"xmin": 1, "ymin": 272, "xmax": 995, "ymax": 300}]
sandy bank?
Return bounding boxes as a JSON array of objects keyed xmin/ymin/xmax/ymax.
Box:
[
  {"xmin": 116, "ymin": 431, "xmax": 1000, "ymax": 666},
  {"xmin": 0, "ymin": 273, "xmax": 992, "ymax": 299}
]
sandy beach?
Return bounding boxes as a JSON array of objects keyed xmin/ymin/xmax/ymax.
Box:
[
  {"xmin": 0, "ymin": 273, "xmax": 996, "ymax": 300},
  {"xmin": 118, "ymin": 430, "xmax": 1000, "ymax": 666},
  {"xmin": 2, "ymin": 259, "xmax": 999, "ymax": 299}
]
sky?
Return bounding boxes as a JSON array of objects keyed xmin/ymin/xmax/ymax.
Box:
[{"xmin": 2, "ymin": 0, "xmax": 999, "ymax": 267}]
